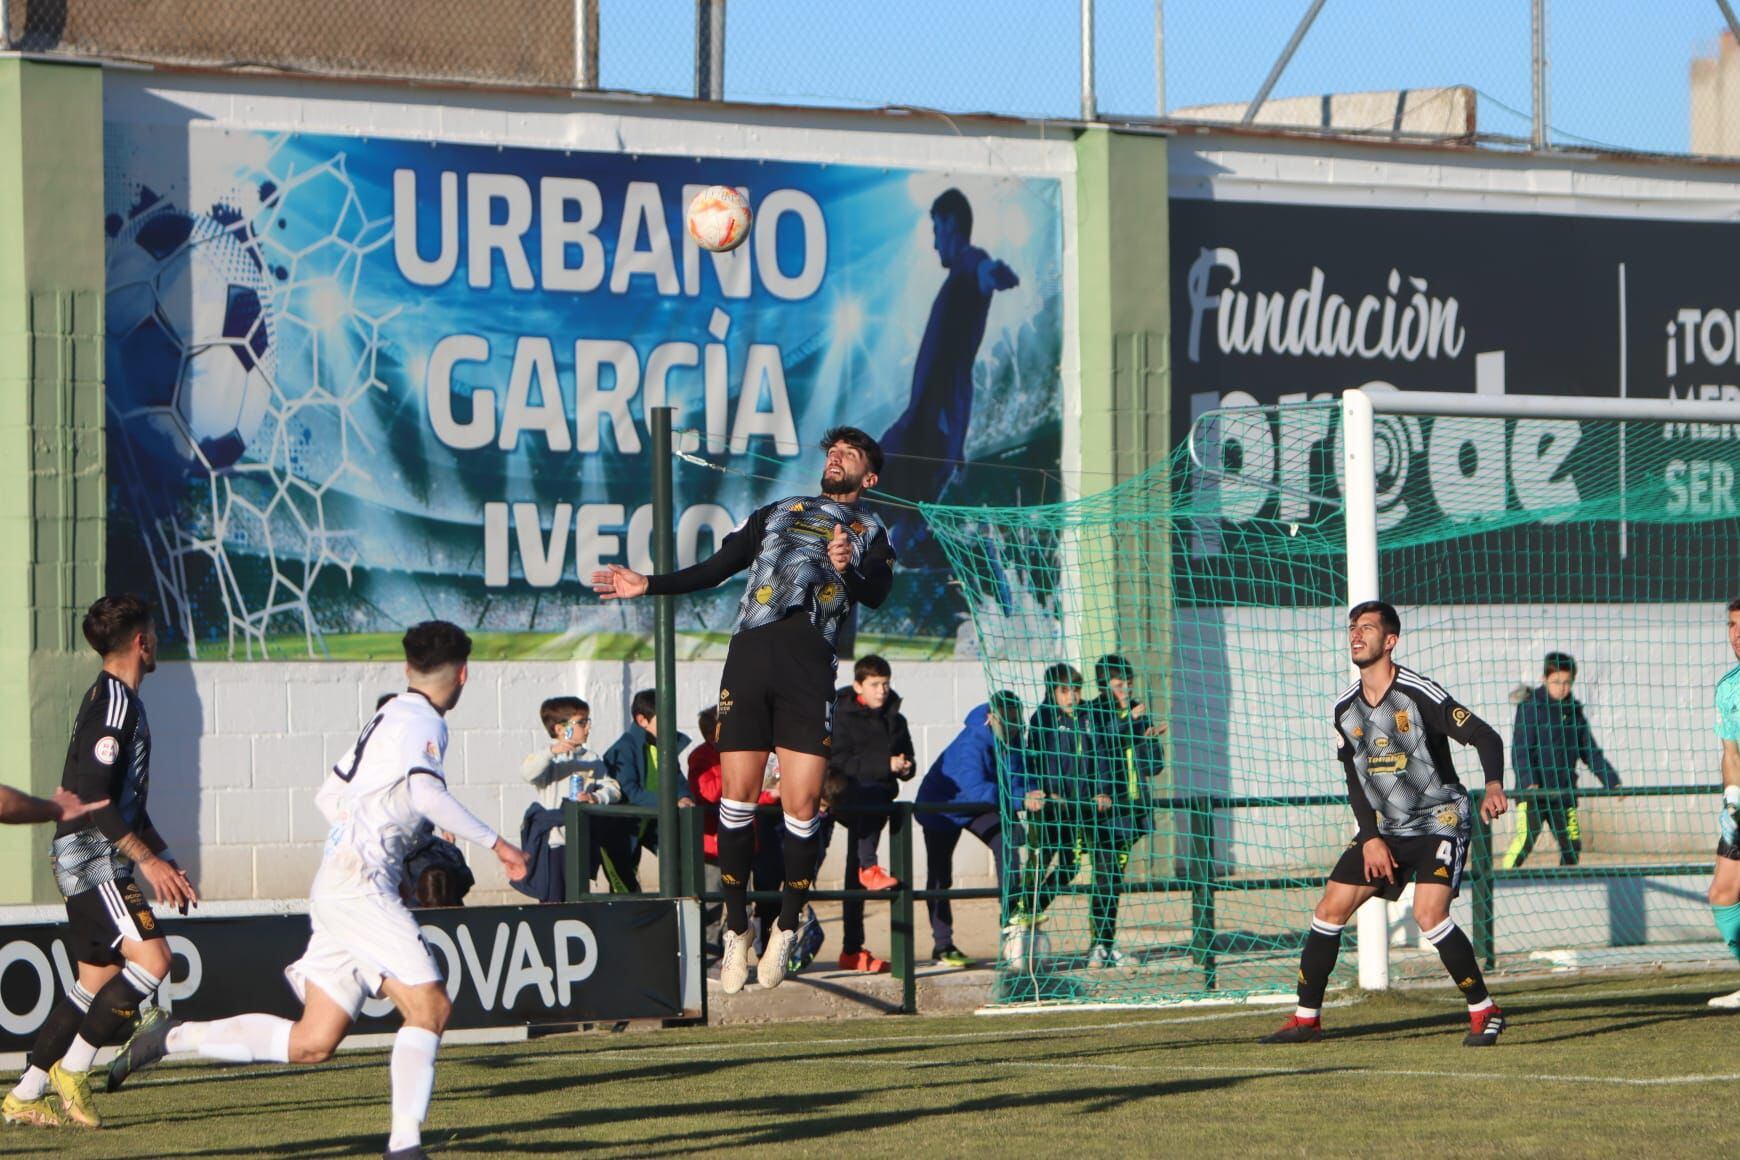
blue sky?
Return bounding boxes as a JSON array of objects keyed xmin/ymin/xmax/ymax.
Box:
[{"xmin": 596, "ymin": 0, "xmax": 1729, "ymax": 154}]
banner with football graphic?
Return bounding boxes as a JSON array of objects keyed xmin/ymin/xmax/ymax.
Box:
[{"xmin": 101, "ymin": 124, "xmax": 1065, "ymax": 659}]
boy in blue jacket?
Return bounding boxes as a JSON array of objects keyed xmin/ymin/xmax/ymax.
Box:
[
  {"xmin": 1503, "ymin": 652, "xmax": 1620, "ymax": 868},
  {"xmin": 917, "ymin": 691, "xmax": 1026, "ymax": 967},
  {"xmin": 601, "ymin": 689, "xmax": 692, "ymax": 890}
]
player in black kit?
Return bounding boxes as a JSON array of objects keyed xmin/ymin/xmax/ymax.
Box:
[
  {"xmin": 3, "ymin": 594, "xmax": 198, "ymax": 1129},
  {"xmin": 1262, "ymin": 600, "xmax": 1510, "ymax": 1047},
  {"xmin": 591, "ymin": 427, "xmax": 895, "ymax": 993}
]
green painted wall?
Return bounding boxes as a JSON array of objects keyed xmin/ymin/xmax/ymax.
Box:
[
  {"xmin": 1072, "ymin": 125, "xmax": 1171, "ymax": 669},
  {"xmin": 0, "ymin": 58, "xmax": 107, "ymax": 903}
]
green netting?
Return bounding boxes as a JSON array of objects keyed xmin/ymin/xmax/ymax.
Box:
[{"xmin": 921, "ymin": 399, "xmax": 1740, "ymax": 1005}]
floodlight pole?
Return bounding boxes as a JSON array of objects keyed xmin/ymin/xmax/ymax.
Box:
[
  {"xmin": 1080, "ymin": 0, "xmax": 1097, "ymax": 121},
  {"xmin": 1531, "ymin": 0, "xmax": 1548, "ymax": 150},
  {"xmin": 574, "ymin": 0, "xmax": 599, "ymax": 90},
  {"xmin": 1154, "ymin": 0, "xmax": 1166, "ymax": 116},
  {"xmin": 1243, "ymin": 0, "xmax": 1326, "ymax": 125},
  {"xmin": 695, "ymin": 0, "xmax": 725, "ymax": 102},
  {"xmin": 651, "ymin": 407, "xmax": 681, "ymax": 899}
]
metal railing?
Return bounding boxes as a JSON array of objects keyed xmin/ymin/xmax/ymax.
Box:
[{"xmin": 561, "ymin": 783, "xmax": 1714, "ymax": 1005}]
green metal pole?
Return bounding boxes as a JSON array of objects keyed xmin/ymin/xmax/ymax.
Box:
[
  {"xmin": 564, "ymin": 798, "xmax": 588, "ymax": 899},
  {"xmin": 1472, "ymin": 785, "xmax": 1495, "ymax": 969},
  {"xmin": 890, "ymin": 803, "xmax": 916, "ymax": 1014},
  {"xmin": 652, "ymin": 407, "xmax": 682, "ymax": 899}
]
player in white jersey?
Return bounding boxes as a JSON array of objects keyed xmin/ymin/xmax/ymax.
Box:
[{"xmin": 106, "ymin": 622, "xmax": 528, "ymax": 1160}]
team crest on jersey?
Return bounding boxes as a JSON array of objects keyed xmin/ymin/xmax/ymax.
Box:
[
  {"xmin": 818, "ymin": 583, "xmax": 840, "ymax": 605},
  {"xmin": 1437, "ymin": 807, "xmax": 1461, "ymax": 828},
  {"xmin": 1394, "ymin": 709, "xmax": 1410, "ymax": 733},
  {"xmin": 1452, "ymin": 707, "xmax": 1471, "ymax": 727},
  {"xmin": 137, "ymin": 910, "xmax": 156, "ymax": 930},
  {"xmin": 850, "ymin": 521, "xmax": 865, "ymax": 536},
  {"xmin": 93, "ymin": 736, "xmax": 119, "ymax": 765}
]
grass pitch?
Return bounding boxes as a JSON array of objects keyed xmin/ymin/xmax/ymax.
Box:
[{"xmin": 13, "ymin": 969, "xmax": 1740, "ymax": 1158}]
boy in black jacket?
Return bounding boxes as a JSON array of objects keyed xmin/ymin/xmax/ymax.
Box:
[
  {"xmin": 829, "ymin": 655, "xmax": 915, "ymax": 971},
  {"xmin": 1013, "ymin": 664, "xmax": 1102, "ymax": 927},
  {"xmin": 1079, "ymin": 654, "xmax": 1164, "ymax": 966},
  {"xmin": 1503, "ymin": 652, "xmax": 1620, "ymax": 868}
]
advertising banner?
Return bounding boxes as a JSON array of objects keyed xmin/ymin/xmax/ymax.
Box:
[
  {"xmin": 0, "ymin": 899, "xmax": 693, "ymax": 1052},
  {"xmin": 1170, "ymin": 198, "xmax": 1740, "ymax": 601},
  {"xmin": 103, "ymin": 124, "xmax": 1065, "ymax": 658}
]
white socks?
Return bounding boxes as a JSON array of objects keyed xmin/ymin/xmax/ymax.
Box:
[
  {"xmin": 387, "ymin": 1027, "xmax": 440, "ymax": 1151},
  {"xmin": 168, "ymin": 1013, "xmax": 294, "ymax": 1063},
  {"xmin": 11, "ymin": 1067, "xmax": 49, "ymax": 1101}
]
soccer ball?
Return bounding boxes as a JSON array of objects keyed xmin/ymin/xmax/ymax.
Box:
[
  {"xmin": 686, "ymin": 185, "xmax": 751, "ymax": 253},
  {"xmin": 107, "ymin": 203, "xmax": 276, "ymax": 485},
  {"xmin": 1001, "ymin": 922, "xmax": 1051, "ymax": 968}
]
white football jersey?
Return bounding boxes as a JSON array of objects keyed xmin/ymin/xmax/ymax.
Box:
[{"xmin": 313, "ymin": 691, "xmax": 449, "ymax": 899}]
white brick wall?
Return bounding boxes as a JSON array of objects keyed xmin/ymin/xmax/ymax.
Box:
[{"xmin": 146, "ymin": 659, "xmax": 991, "ymax": 903}]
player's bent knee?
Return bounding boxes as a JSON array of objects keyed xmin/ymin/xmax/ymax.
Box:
[{"xmin": 123, "ymin": 937, "xmax": 173, "ymax": 979}]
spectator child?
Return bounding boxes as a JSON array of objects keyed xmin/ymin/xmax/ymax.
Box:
[
  {"xmin": 519, "ymin": 696, "xmax": 629, "ymax": 893},
  {"xmin": 916, "ymin": 691, "xmax": 1026, "ymax": 967},
  {"xmin": 828, "ymin": 655, "xmax": 915, "ymax": 972},
  {"xmin": 1015, "ymin": 664, "xmax": 1101, "ymax": 926},
  {"xmin": 1503, "ymin": 652, "xmax": 1620, "ymax": 868},
  {"xmin": 1078, "ymin": 654, "xmax": 1164, "ymax": 967},
  {"xmin": 602, "ymin": 689, "xmax": 693, "ymax": 889}
]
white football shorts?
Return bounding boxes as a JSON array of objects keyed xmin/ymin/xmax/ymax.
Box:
[{"xmin": 284, "ymin": 891, "xmax": 442, "ymax": 1018}]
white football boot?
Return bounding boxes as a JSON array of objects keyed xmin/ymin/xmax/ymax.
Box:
[{"xmin": 720, "ymin": 928, "xmax": 755, "ymax": 995}]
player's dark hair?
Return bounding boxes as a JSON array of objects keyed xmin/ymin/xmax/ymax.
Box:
[
  {"xmin": 1043, "ymin": 662, "xmax": 1083, "ymax": 692},
  {"xmin": 402, "ymin": 620, "xmax": 472, "ymax": 674},
  {"xmin": 540, "ymin": 695, "xmax": 589, "ymax": 737},
  {"xmin": 413, "ymin": 867, "xmax": 462, "ymax": 908},
  {"xmin": 1730, "ymin": 597, "xmax": 1740, "ymax": 614},
  {"xmin": 821, "ymin": 426, "xmax": 884, "ymax": 475},
  {"xmin": 1542, "ymin": 651, "xmax": 1577, "ymax": 677},
  {"xmin": 853, "ymin": 654, "xmax": 892, "ymax": 681},
  {"xmin": 1095, "ymin": 653, "xmax": 1134, "ymax": 688},
  {"xmin": 631, "ymin": 688, "xmax": 657, "ymax": 722},
  {"xmin": 990, "ymin": 689, "xmax": 1025, "ymax": 748},
  {"xmin": 82, "ymin": 593, "xmax": 154, "ymax": 657},
  {"xmin": 931, "ymin": 188, "xmax": 973, "ymax": 240},
  {"xmin": 1348, "ymin": 599, "xmax": 1401, "ymax": 637},
  {"xmin": 698, "ymin": 704, "xmax": 719, "ymax": 743}
]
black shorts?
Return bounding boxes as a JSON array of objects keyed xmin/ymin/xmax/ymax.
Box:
[
  {"xmin": 1330, "ymin": 830, "xmax": 1470, "ymax": 901},
  {"xmin": 715, "ymin": 612, "xmax": 837, "ymax": 757},
  {"xmin": 65, "ymin": 876, "xmax": 165, "ymax": 966}
]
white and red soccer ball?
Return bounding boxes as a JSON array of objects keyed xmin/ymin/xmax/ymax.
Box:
[{"xmin": 686, "ymin": 186, "xmax": 751, "ymax": 253}]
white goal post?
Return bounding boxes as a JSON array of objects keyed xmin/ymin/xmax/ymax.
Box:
[{"xmin": 1341, "ymin": 387, "xmax": 1740, "ymax": 990}]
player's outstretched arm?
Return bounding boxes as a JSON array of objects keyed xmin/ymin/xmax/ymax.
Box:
[
  {"xmin": 590, "ymin": 564, "xmax": 650, "ymax": 601},
  {"xmin": 492, "ymin": 837, "xmax": 529, "ymax": 882},
  {"xmin": 0, "ymin": 784, "xmax": 110, "ymax": 825}
]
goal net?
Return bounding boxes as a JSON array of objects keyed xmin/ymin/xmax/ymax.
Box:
[{"xmin": 921, "ymin": 392, "xmax": 1740, "ymax": 1005}]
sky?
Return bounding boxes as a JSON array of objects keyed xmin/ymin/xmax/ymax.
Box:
[{"xmin": 594, "ymin": 0, "xmax": 1732, "ymax": 155}]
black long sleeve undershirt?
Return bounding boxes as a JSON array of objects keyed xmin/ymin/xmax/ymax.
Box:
[{"xmin": 643, "ymin": 518, "xmax": 761, "ymax": 596}]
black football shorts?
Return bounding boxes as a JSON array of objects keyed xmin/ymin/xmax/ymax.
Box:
[{"xmin": 715, "ymin": 611, "xmax": 837, "ymax": 758}]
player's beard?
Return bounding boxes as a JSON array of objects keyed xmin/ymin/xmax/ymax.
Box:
[{"xmin": 821, "ymin": 465, "xmax": 863, "ymax": 497}]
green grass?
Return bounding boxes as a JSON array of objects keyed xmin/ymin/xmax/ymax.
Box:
[{"xmin": 16, "ymin": 969, "xmax": 1740, "ymax": 1157}]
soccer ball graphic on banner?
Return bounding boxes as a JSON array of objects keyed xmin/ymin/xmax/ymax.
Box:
[
  {"xmin": 107, "ymin": 203, "xmax": 276, "ymax": 485},
  {"xmin": 686, "ymin": 185, "xmax": 752, "ymax": 253}
]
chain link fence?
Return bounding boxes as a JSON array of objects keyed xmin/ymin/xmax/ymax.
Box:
[{"xmin": 4, "ymin": 0, "xmax": 1739, "ymax": 156}]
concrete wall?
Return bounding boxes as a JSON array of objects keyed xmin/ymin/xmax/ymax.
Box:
[{"xmin": 146, "ymin": 658, "xmax": 989, "ymax": 903}]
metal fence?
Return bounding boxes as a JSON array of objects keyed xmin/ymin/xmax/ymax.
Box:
[{"xmin": 4, "ymin": 2, "xmax": 1740, "ymax": 155}]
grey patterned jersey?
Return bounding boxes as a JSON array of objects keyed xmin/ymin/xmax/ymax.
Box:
[
  {"xmin": 1333, "ymin": 665, "xmax": 1490, "ymax": 839},
  {"xmin": 52, "ymin": 674, "xmax": 153, "ymax": 896},
  {"xmin": 731, "ymin": 497, "xmax": 891, "ymax": 648}
]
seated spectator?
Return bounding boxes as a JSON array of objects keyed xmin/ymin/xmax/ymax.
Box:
[
  {"xmin": 602, "ymin": 689, "xmax": 692, "ymax": 891},
  {"xmin": 917, "ymin": 691, "xmax": 1025, "ymax": 967},
  {"xmin": 403, "ymin": 820, "xmax": 474, "ymax": 908},
  {"xmin": 829, "ymin": 655, "xmax": 915, "ymax": 973},
  {"xmin": 1504, "ymin": 651, "xmax": 1621, "ymax": 868},
  {"xmin": 519, "ymin": 695, "xmax": 631, "ymax": 894}
]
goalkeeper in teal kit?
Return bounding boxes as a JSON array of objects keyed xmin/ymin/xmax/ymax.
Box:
[{"xmin": 1706, "ymin": 600, "xmax": 1740, "ymax": 1009}]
